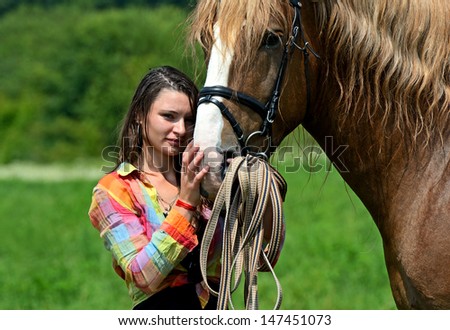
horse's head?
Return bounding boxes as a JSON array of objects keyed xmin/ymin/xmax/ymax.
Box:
[{"xmin": 189, "ymin": 0, "xmax": 321, "ymax": 199}]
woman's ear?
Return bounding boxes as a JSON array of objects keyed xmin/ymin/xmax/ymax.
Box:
[{"xmin": 135, "ymin": 113, "xmax": 143, "ymax": 125}]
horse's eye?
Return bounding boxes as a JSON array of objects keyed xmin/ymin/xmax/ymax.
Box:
[{"xmin": 263, "ymin": 32, "xmax": 281, "ymax": 49}]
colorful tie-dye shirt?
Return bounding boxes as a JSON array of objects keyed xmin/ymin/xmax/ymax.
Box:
[{"xmin": 88, "ymin": 162, "xmax": 222, "ymax": 308}]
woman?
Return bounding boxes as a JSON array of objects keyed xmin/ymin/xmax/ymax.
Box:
[{"xmin": 88, "ymin": 66, "xmax": 221, "ymax": 309}]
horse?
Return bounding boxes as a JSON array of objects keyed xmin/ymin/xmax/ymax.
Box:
[{"xmin": 188, "ymin": 0, "xmax": 450, "ymax": 309}]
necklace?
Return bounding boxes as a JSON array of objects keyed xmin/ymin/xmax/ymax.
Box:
[
  {"xmin": 157, "ymin": 192, "xmax": 179, "ymax": 216},
  {"xmin": 139, "ymin": 168, "xmax": 179, "ymax": 216}
]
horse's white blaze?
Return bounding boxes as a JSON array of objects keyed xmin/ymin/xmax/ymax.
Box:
[
  {"xmin": 194, "ymin": 25, "xmax": 233, "ymax": 150},
  {"xmin": 194, "ymin": 25, "xmax": 234, "ymax": 192}
]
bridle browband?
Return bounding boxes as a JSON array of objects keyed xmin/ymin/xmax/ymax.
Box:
[{"xmin": 198, "ymin": 0, "xmax": 320, "ymax": 158}]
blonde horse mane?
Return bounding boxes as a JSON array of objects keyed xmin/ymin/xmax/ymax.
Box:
[
  {"xmin": 188, "ymin": 0, "xmax": 450, "ymax": 146},
  {"xmin": 188, "ymin": 0, "xmax": 292, "ymax": 75},
  {"xmin": 317, "ymin": 0, "xmax": 450, "ymax": 147}
]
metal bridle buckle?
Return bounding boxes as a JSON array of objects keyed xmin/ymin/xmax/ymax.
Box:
[{"xmin": 242, "ymin": 130, "xmax": 271, "ymax": 159}]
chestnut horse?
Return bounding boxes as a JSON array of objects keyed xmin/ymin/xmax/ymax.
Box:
[{"xmin": 188, "ymin": 0, "xmax": 450, "ymax": 309}]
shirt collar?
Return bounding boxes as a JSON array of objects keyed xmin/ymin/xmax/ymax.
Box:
[{"xmin": 116, "ymin": 162, "xmax": 139, "ymax": 177}]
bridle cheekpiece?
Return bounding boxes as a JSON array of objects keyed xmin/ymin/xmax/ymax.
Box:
[{"xmin": 198, "ymin": 0, "xmax": 319, "ymax": 158}]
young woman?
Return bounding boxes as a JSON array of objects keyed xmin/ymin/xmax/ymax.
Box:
[{"xmin": 88, "ymin": 66, "xmax": 221, "ymax": 309}]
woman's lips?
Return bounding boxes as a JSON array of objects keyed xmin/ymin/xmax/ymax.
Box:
[{"xmin": 166, "ymin": 139, "xmax": 180, "ymax": 147}]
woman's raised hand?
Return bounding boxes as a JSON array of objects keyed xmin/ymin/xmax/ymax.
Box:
[{"xmin": 178, "ymin": 141, "xmax": 209, "ymax": 208}]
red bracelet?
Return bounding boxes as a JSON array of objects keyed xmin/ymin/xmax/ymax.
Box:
[{"xmin": 175, "ymin": 199, "xmax": 197, "ymax": 212}]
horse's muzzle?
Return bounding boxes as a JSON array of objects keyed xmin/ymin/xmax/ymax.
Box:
[{"xmin": 200, "ymin": 146, "xmax": 240, "ymax": 200}]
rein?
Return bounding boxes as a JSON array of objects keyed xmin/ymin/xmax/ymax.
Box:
[
  {"xmin": 199, "ymin": 155, "xmax": 287, "ymax": 309},
  {"xmin": 198, "ymin": 0, "xmax": 320, "ymax": 157}
]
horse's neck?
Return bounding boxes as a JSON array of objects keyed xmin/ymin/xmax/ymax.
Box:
[
  {"xmin": 304, "ymin": 113, "xmax": 450, "ymax": 228},
  {"xmin": 306, "ymin": 114, "xmax": 450, "ymax": 309}
]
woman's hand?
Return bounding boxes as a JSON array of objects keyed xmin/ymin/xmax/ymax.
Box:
[{"xmin": 178, "ymin": 141, "xmax": 209, "ymax": 208}]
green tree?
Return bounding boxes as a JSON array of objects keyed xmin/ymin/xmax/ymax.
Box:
[
  {"xmin": 0, "ymin": 0, "xmax": 194, "ymax": 16},
  {"xmin": 0, "ymin": 4, "xmax": 200, "ymax": 163}
]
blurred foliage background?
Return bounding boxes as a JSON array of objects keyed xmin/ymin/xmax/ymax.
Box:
[{"xmin": 0, "ymin": 0, "xmax": 200, "ymax": 164}]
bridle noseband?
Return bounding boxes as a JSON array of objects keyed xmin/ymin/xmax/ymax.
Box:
[{"xmin": 197, "ymin": 0, "xmax": 320, "ymax": 158}]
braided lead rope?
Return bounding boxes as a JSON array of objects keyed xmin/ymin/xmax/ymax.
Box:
[
  {"xmin": 198, "ymin": 156, "xmax": 245, "ymax": 301},
  {"xmin": 199, "ymin": 155, "xmax": 287, "ymax": 310}
]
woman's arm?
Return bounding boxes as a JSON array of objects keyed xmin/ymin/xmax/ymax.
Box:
[{"xmin": 89, "ymin": 181, "xmax": 197, "ymax": 294}]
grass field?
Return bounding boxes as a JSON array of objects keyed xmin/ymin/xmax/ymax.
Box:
[{"xmin": 0, "ymin": 160, "xmax": 396, "ymax": 310}]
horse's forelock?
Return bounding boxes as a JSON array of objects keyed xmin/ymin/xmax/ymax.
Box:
[
  {"xmin": 316, "ymin": 0, "xmax": 450, "ymax": 147},
  {"xmin": 189, "ymin": 0, "xmax": 292, "ymax": 77}
]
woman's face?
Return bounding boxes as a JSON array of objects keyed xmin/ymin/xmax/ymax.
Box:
[{"xmin": 144, "ymin": 88, "xmax": 195, "ymax": 157}]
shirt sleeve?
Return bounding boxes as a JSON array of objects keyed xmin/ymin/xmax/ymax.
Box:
[{"xmin": 88, "ymin": 179, "xmax": 198, "ymax": 294}]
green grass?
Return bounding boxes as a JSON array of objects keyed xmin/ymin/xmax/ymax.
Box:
[
  {"xmin": 0, "ymin": 177, "xmax": 130, "ymax": 309},
  {"xmin": 275, "ymin": 166, "xmax": 394, "ymax": 309},
  {"xmin": 0, "ymin": 163, "xmax": 395, "ymax": 310}
]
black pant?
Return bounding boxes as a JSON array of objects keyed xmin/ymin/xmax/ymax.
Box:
[{"xmin": 133, "ymin": 283, "xmax": 218, "ymax": 310}]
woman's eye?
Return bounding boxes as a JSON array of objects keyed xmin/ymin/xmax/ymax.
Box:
[
  {"xmin": 263, "ymin": 32, "xmax": 281, "ymax": 49},
  {"xmin": 162, "ymin": 113, "xmax": 175, "ymax": 120}
]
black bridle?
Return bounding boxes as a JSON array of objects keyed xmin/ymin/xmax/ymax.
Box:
[{"xmin": 198, "ymin": 0, "xmax": 320, "ymax": 158}]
